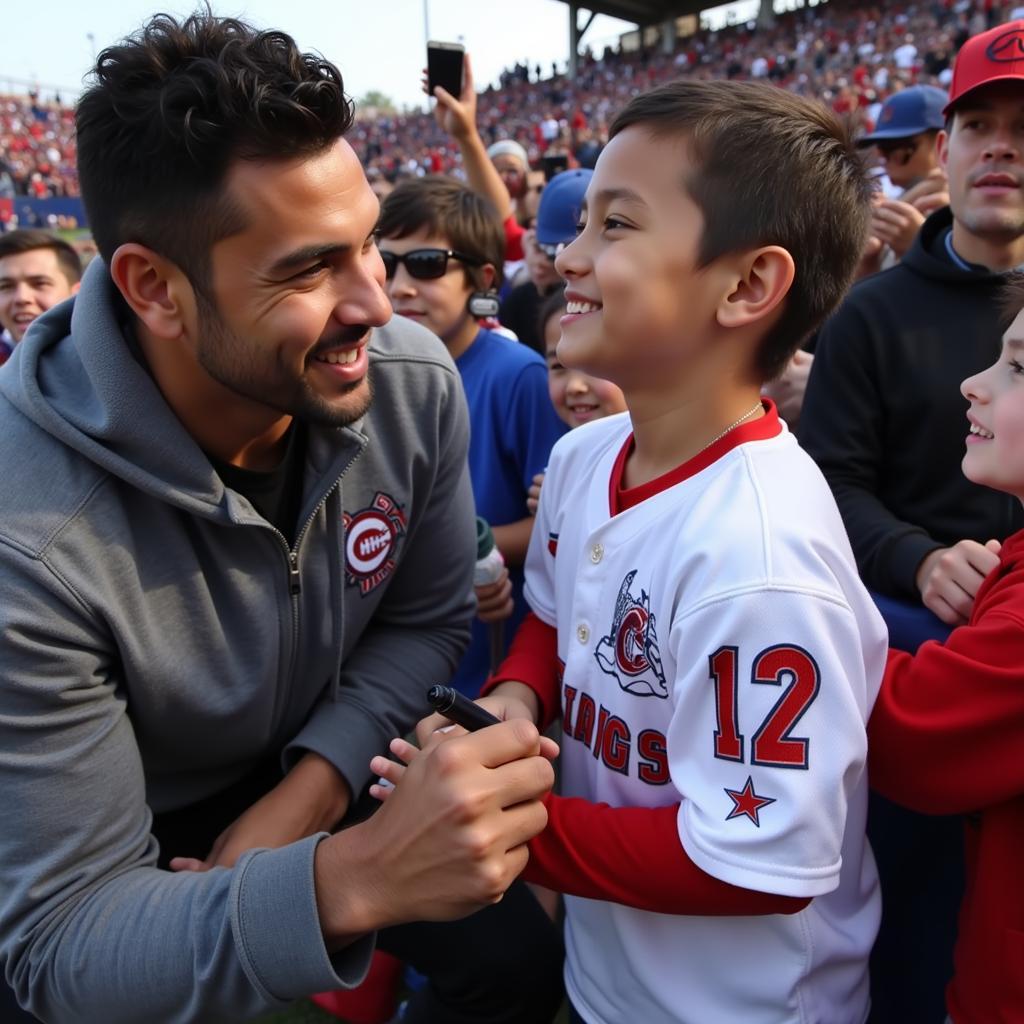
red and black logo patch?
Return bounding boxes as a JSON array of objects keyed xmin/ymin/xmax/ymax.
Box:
[
  {"xmin": 594, "ymin": 569, "xmax": 668, "ymax": 699},
  {"xmin": 343, "ymin": 492, "xmax": 407, "ymax": 596},
  {"xmin": 986, "ymin": 28, "xmax": 1024, "ymax": 63}
]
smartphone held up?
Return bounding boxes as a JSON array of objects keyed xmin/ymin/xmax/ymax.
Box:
[{"xmin": 427, "ymin": 40, "xmax": 465, "ymax": 98}]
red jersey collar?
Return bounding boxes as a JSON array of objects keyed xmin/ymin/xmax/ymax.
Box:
[{"xmin": 610, "ymin": 400, "xmax": 782, "ymax": 516}]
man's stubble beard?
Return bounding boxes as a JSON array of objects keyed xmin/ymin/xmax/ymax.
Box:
[{"xmin": 194, "ymin": 295, "xmax": 374, "ymax": 429}]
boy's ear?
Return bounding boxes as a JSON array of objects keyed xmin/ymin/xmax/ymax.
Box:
[
  {"xmin": 109, "ymin": 243, "xmax": 197, "ymax": 341},
  {"xmin": 479, "ymin": 263, "xmax": 497, "ymax": 291},
  {"xmin": 716, "ymin": 246, "xmax": 795, "ymax": 331}
]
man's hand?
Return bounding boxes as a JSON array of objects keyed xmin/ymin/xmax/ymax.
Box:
[
  {"xmin": 476, "ymin": 567, "xmax": 514, "ymax": 624},
  {"xmin": 429, "ymin": 52, "xmax": 478, "ymax": 142},
  {"xmin": 762, "ymin": 349, "xmax": 813, "ymax": 428},
  {"xmin": 527, "ymin": 472, "xmax": 545, "ymax": 515},
  {"xmin": 313, "ymin": 720, "xmax": 556, "ymax": 946},
  {"xmin": 902, "ymin": 168, "xmax": 949, "ymax": 218},
  {"xmin": 915, "ymin": 538, "xmax": 1003, "ymax": 625},
  {"xmin": 870, "ymin": 197, "xmax": 925, "ymax": 259},
  {"xmin": 169, "ymin": 752, "xmax": 350, "ymax": 871}
]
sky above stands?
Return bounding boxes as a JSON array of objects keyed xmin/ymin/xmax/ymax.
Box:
[{"xmin": 0, "ymin": 0, "xmax": 641, "ymax": 109}]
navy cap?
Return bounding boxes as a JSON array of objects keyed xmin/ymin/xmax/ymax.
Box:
[
  {"xmin": 857, "ymin": 85, "xmax": 949, "ymax": 146},
  {"xmin": 535, "ymin": 168, "xmax": 592, "ymax": 248}
]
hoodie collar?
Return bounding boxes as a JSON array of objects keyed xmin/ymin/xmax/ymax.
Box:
[{"xmin": 0, "ymin": 258, "xmax": 366, "ymax": 522}]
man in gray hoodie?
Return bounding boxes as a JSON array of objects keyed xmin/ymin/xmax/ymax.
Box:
[{"xmin": 0, "ymin": 12, "xmax": 561, "ymax": 1024}]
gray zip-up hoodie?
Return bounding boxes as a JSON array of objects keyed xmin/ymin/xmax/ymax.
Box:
[{"xmin": 0, "ymin": 260, "xmax": 476, "ymax": 1022}]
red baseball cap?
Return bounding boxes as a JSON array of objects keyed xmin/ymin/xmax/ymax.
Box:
[{"xmin": 945, "ymin": 20, "xmax": 1024, "ymax": 115}]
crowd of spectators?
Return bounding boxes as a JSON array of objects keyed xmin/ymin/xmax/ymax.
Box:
[
  {"xmin": 0, "ymin": 92, "xmax": 77, "ymax": 200},
  {"xmin": 1, "ymin": 0, "xmax": 1016, "ymax": 204},
  {"xmin": 356, "ymin": 0, "xmax": 1013, "ymax": 185}
]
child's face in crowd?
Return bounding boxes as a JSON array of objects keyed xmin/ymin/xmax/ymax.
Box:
[
  {"xmin": 961, "ymin": 308, "xmax": 1024, "ymax": 503},
  {"xmin": 545, "ymin": 309, "xmax": 627, "ymax": 428},
  {"xmin": 554, "ymin": 126, "xmax": 724, "ymax": 390},
  {"xmin": 379, "ymin": 229, "xmax": 477, "ymax": 351}
]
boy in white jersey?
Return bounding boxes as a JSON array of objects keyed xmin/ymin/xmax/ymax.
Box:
[{"xmin": 406, "ymin": 79, "xmax": 887, "ymax": 1024}]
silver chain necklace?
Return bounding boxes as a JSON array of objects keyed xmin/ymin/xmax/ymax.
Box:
[{"xmin": 695, "ymin": 401, "xmax": 764, "ymax": 457}]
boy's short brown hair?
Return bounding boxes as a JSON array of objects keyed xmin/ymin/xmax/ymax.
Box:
[
  {"xmin": 610, "ymin": 80, "xmax": 872, "ymax": 380},
  {"xmin": 376, "ymin": 177, "xmax": 505, "ymax": 291}
]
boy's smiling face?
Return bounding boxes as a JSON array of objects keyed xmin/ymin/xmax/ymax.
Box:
[
  {"xmin": 961, "ymin": 308, "xmax": 1024, "ymax": 503},
  {"xmin": 553, "ymin": 126, "xmax": 729, "ymax": 391}
]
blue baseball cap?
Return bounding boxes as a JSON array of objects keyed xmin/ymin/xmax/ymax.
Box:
[
  {"xmin": 857, "ymin": 85, "xmax": 948, "ymax": 146},
  {"xmin": 535, "ymin": 168, "xmax": 592, "ymax": 250}
]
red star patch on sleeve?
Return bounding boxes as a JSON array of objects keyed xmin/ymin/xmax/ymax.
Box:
[{"xmin": 724, "ymin": 776, "xmax": 776, "ymax": 828}]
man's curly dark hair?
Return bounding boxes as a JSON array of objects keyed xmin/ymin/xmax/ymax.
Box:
[{"xmin": 76, "ymin": 9, "xmax": 354, "ymax": 286}]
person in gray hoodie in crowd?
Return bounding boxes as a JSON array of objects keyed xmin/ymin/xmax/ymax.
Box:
[{"xmin": 0, "ymin": 12, "xmax": 562, "ymax": 1024}]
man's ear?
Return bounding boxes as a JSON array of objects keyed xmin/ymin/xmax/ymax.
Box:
[
  {"xmin": 479, "ymin": 262, "xmax": 497, "ymax": 291},
  {"xmin": 109, "ymin": 243, "xmax": 196, "ymax": 341},
  {"xmin": 70, "ymin": 281, "xmax": 81, "ymax": 296},
  {"xmin": 716, "ymin": 246, "xmax": 795, "ymax": 331},
  {"xmin": 936, "ymin": 127, "xmax": 950, "ymax": 174}
]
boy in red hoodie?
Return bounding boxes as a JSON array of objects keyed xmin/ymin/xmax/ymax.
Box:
[{"xmin": 868, "ymin": 274, "xmax": 1024, "ymax": 1023}]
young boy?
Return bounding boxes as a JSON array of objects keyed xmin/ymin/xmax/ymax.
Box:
[
  {"xmin": 376, "ymin": 178, "xmax": 566, "ymax": 695},
  {"xmin": 867, "ymin": 278, "xmax": 1024, "ymax": 1023},
  {"xmin": 425, "ymin": 80, "xmax": 886, "ymax": 1023}
]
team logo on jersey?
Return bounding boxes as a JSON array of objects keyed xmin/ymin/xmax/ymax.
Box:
[
  {"xmin": 548, "ymin": 532, "xmax": 559, "ymax": 556},
  {"xmin": 594, "ymin": 570, "xmax": 668, "ymax": 699},
  {"xmin": 343, "ymin": 492, "xmax": 407, "ymax": 596},
  {"xmin": 724, "ymin": 776, "xmax": 776, "ymax": 827}
]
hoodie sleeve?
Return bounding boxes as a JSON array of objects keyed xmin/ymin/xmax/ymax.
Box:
[
  {"xmin": 284, "ymin": 358, "xmax": 477, "ymax": 797},
  {"xmin": 798, "ymin": 300, "xmax": 942, "ymax": 597},
  {"xmin": 0, "ymin": 544, "xmax": 373, "ymax": 1023}
]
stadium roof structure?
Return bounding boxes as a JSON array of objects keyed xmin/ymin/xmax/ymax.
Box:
[
  {"xmin": 560, "ymin": 0, "xmax": 709, "ymax": 24},
  {"xmin": 554, "ymin": 1, "xmax": 759, "ymax": 74}
]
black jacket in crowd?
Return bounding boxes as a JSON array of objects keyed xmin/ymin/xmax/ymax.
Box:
[{"xmin": 799, "ymin": 207, "xmax": 1024, "ymax": 600}]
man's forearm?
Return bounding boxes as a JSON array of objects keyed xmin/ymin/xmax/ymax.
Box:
[{"xmin": 456, "ymin": 129, "xmax": 513, "ymax": 219}]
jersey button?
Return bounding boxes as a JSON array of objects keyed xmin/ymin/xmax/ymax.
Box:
[
  {"xmin": 576, "ymin": 624, "xmax": 590, "ymax": 644},
  {"xmin": 590, "ymin": 543, "xmax": 604, "ymax": 564}
]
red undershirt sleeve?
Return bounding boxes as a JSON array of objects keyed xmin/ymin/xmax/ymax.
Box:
[
  {"xmin": 526, "ymin": 795, "xmax": 809, "ymax": 915},
  {"xmin": 481, "ymin": 612, "xmax": 560, "ymax": 729}
]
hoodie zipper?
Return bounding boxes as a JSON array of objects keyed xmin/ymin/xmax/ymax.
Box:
[{"xmin": 268, "ymin": 458, "xmax": 358, "ymax": 728}]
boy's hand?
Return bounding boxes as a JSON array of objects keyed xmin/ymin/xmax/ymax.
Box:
[
  {"xmin": 915, "ymin": 538, "xmax": 1002, "ymax": 625},
  {"xmin": 425, "ymin": 52, "xmax": 478, "ymax": 142},
  {"xmin": 316, "ymin": 721, "xmax": 555, "ymax": 945},
  {"xmin": 476, "ymin": 568, "xmax": 514, "ymax": 623},
  {"xmin": 527, "ymin": 472, "xmax": 545, "ymax": 515},
  {"xmin": 413, "ymin": 684, "xmax": 546, "ymax": 752},
  {"xmin": 169, "ymin": 752, "xmax": 350, "ymax": 871}
]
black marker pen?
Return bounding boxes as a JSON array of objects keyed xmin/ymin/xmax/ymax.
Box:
[{"xmin": 426, "ymin": 685, "xmax": 501, "ymax": 732}]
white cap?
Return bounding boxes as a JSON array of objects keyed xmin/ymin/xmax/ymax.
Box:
[{"xmin": 486, "ymin": 139, "xmax": 529, "ymax": 168}]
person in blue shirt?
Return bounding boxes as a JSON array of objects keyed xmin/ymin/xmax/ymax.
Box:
[{"xmin": 378, "ymin": 176, "xmax": 567, "ymax": 694}]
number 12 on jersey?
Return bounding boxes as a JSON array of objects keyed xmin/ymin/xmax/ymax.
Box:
[{"xmin": 709, "ymin": 644, "xmax": 821, "ymax": 770}]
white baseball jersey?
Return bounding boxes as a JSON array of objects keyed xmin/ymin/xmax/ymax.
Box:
[{"xmin": 525, "ymin": 406, "xmax": 885, "ymax": 1024}]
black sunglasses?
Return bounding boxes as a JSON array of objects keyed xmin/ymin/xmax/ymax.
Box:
[
  {"xmin": 379, "ymin": 247, "xmax": 480, "ymax": 281},
  {"xmin": 877, "ymin": 136, "xmax": 922, "ymax": 165}
]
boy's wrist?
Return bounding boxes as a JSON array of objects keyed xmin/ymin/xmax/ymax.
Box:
[{"xmin": 489, "ymin": 680, "xmax": 542, "ymax": 723}]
